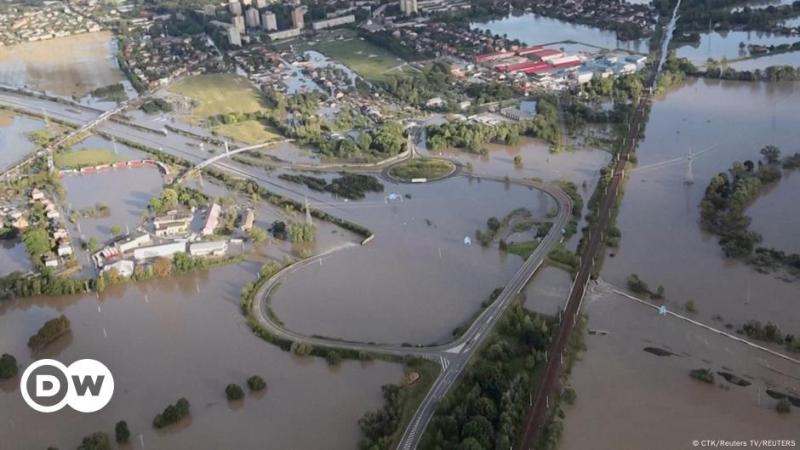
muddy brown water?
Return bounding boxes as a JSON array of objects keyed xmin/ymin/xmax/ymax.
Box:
[
  {"xmin": 560, "ymin": 288, "xmax": 800, "ymax": 450},
  {"xmin": 0, "ymin": 32, "xmax": 124, "ymax": 99},
  {"xmin": 268, "ymin": 175, "xmax": 558, "ymax": 345},
  {"xmin": 602, "ymin": 78, "xmax": 800, "ymax": 338},
  {"xmin": 0, "ymin": 262, "xmax": 401, "ymax": 450}
]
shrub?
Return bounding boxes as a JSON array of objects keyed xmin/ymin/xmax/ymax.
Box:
[
  {"xmin": 0, "ymin": 353, "xmax": 17, "ymax": 379},
  {"xmin": 114, "ymin": 421, "xmax": 130, "ymax": 444},
  {"xmin": 225, "ymin": 384, "xmax": 245, "ymax": 401},
  {"xmin": 247, "ymin": 375, "xmax": 267, "ymax": 392},
  {"xmin": 776, "ymin": 398, "xmax": 791, "ymax": 414},
  {"xmin": 153, "ymin": 398, "xmax": 191, "ymax": 428},
  {"xmin": 76, "ymin": 432, "xmax": 112, "ymax": 450},
  {"xmin": 28, "ymin": 315, "xmax": 71, "ymax": 351}
]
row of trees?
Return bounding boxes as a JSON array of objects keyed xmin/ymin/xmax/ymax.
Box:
[{"xmin": 699, "ymin": 64, "xmax": 800, "ymax": 83}]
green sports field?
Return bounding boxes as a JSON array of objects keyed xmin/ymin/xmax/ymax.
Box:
[{"xmin": 168, "ymin": 73, "xmax": 267, "ymax": 123}]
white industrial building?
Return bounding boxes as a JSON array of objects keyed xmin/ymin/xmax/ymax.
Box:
[
  {"xmin": 133, "ymin": 242, "xmax": 187, "ymax": 261},
  {"xmin": 311, "ymin": 15, "xmax": 355, "ymax": 30},
  {"xmin": 117, "ymin": 232, "xmax": 152, "ymax": 254},
  {"xmin": 188, "ymin": 240, "xmax": 228, "ymax": 257},
  {"xmin": 268, "ymin": 28, "xmax": 301, "ymax": 40}
]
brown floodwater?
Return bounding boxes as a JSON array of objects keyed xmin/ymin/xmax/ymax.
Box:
[
  {"xmin": 0, "ymin": 261, "xmax": 401, "ymax": 450},
  {"xmin": 748, "ymin": 172, "xmax": 800, "ymax": 254},
  {"xmin": 0, "ymin": 32, "xmax": 124, "ymax": 98},
  {"xmin": 561, "ymin": 287, "xmax": 799, "ymax": 450},
  {"xmin": 268, "ymin": 175, "xmax": 557, "ymax": 345},
  {"xmin": 602, "ymin": 78, "xmax": 800, "ymax": 337},
  {"xmin": 0, "ymin": 112, "xmax": 43, "ymax": 171},
  {"xmin": 522, "ymin": 265, "xmax": 572, "ymax": 317}
]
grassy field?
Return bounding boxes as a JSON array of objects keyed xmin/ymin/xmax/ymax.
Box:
[
  {"xmin": 54, "ymin": 148, "xmax": 121, "ymax": 168},
  {"xmin": 506, "ymin": 240, "xmax": 539, "ymax": 260},
  {"xmin": 389, "ymin": 159, "xmax": 455, "ymax": 180},
  {"xmin": 212, "ymin": 119, "xmax": 282, "ymax": 145},
  {"xmin": 168, "ymin": 73, "xmax": 267, "ymax": 123},
  {"xmin": 282, "ymin": 29, "xmax": 407, "ymax": 83}
]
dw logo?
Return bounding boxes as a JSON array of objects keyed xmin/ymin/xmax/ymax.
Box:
[{"xmin": 20, "ymin": 359, "xmax": 114, "ymax": 413}]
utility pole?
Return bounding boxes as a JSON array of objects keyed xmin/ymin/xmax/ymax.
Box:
[
  {"xmin": 684, "ymin": 146, "xmax": 694, "ymax": 185},
  {"xmin": 304, "ymin": 196, "xmax": 312, "ymax": 225}
]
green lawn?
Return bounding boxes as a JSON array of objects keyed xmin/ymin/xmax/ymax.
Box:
[
  {"xmin": 282, "ymin": 29, "xmax": 407, "ymax": 83},
  {"xmin": 389, "ymin": 159, "xmax": 455, "ymax": 181},
  {"xmin": 506, "ymin": 240, "xmax": 539, "ymax": 260},
  {"xmin": 212, "ymin": 119, "xmax": 282, "ymax": 145},
  {"xmin": 168, "ymin": 73, "xmax": 267, "ymax": 123},
  {"xmin": 54, "ymin": 148, "xmax": 122, "ymax": 169}
]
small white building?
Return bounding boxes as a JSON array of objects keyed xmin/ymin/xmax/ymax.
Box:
[
  {"xmin": 188, "ymin": 240, "xmax": 228, "ymax": 257},
  {"xmin": 57, "ymin": 244, "xmax": 73, "ymax": 257}
]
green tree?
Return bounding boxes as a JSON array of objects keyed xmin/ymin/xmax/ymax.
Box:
[
  {"xmin": 776, "ymin": 398, "xmax": 792, "ymax": 414},
  {"xmin": 249, "ymin": 226, "xmax": 267, "ymax": 243},
  {"xmin": 0, "ymin": 353, "xmax": 18, "ymax": 379},
  {"xmin": 760, "ymin": 145, "xmax": 781, "ymax": 165},
  {"xmin": 225, "ymin": 384, "xmax": 245, "ymax": 401},
  {"xmin": 247, "ymin": 375, "xmax": 267, "ymax": 392},
  {"xmin": 76, "ymin": 432, "xmax": 112, "ymax": 450},
  {"xmin": 115, "ymin": 421, "xmax": 130, "ymax": 444},
  {"xmin": 110, "ymin": 225, "xmax": 123, "ymax": 236}
]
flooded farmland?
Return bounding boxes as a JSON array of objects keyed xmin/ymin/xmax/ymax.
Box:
[
  {"xmin": 268, "ymin": 175, "xmax": 558, "ymax": 345},
  {"xmin": 601, "ymin": 79, "xmax": 800, "ymax": 331},
  {"xmin": 560, "ymin": 287, "xmax": 800, "ymax": 450},
  {"xmin": 0, "ymin": 261, "xmax": 401, "ymax": 450},
  {"xmin": 561, "ymin": 77, "xmax": 800, "ymax": 446},
  {"xmin": 674, "ymin": 31, "xmax": 800, "ymax": 65},
  {"xmin": 0, "ymin": 32, "xmax": 124, "ymax": 99},
  {"xmin": 0, "ymin": 111, "xmax": 44, "ymax": 171}
]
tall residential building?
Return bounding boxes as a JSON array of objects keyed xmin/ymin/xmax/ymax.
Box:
[
  {"xmin": 244, "ymin": 8, "xmax": 260, "ymax": 28},
  {"xmin": 229, "ymin": 1, "xmax": 242, "ymax": 16},
  {"xmin": 227, "ymin": 27, "xmax": 242, "ymax": 47},
  {"xmin": 241, "ymin": 0, "xmax": 252, "ymax": 6},
  {"xmin": 291, "ymin": 6, "xmax": 305, "ymax": 29},
  {"xmin": 399, "ymin": 0, "xmax": 417, "ymax": 15},
  {"xmin": 261, "ymin": 11, "xmax": 277, "ymax": 31},
  {"xmin": 255, "ymin": 0, "xmax": 268, "ymax": 9},
  {"xmin": 232, "ymin": 15, "xmax": 245, "ymax": 33}
]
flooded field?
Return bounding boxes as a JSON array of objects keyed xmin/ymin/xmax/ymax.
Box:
[
  {"xmin": 0, "ymin": 112, "xmax": 44, "ymax": 171},
  {"xmin": 522, "ymin": 265, "xmax": 571, "ymax": 316},
  {"xmin": 420, "ymin": 136, "xmax": 610, "ymax": 252},
  {"xmin": 471, "ymin": 13, "xmax": 649, "ymax": 52},
  {"xmin": 0, "ymin": 32, "xmax": 125, "ymax": 99},
  {"xmin": 0, "ymin": 240, "xmax": 31, "ymax": 275},
  {"xmin": 675, "ymin": 31, "xmax": 800, "ymax": 65},
  {"xmin": 602, "ymin": 78, "xmax": 800, "ymax": 346},
  {"xmin": 62, "ymin": 168, "xmax": 164, "ymax": 247},
  {"xmin": 0, "ymin": 261, "xmax": 401, "ymax": 450},
  {"xmin": 268, "ymin": 175, "xmax": 557, "ymax": 345},
  {"xmin": 561, "ymin": 287, "xmax": 800, "ymax": 450},
  {"xmin": 748, "ymin": 171, "xmax": 800, "ymax": 254}
]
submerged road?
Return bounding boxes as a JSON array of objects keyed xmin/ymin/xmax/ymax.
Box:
[{"xmin": 0, "ymin": 90, "xmax": 572, "ymax": 450}]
